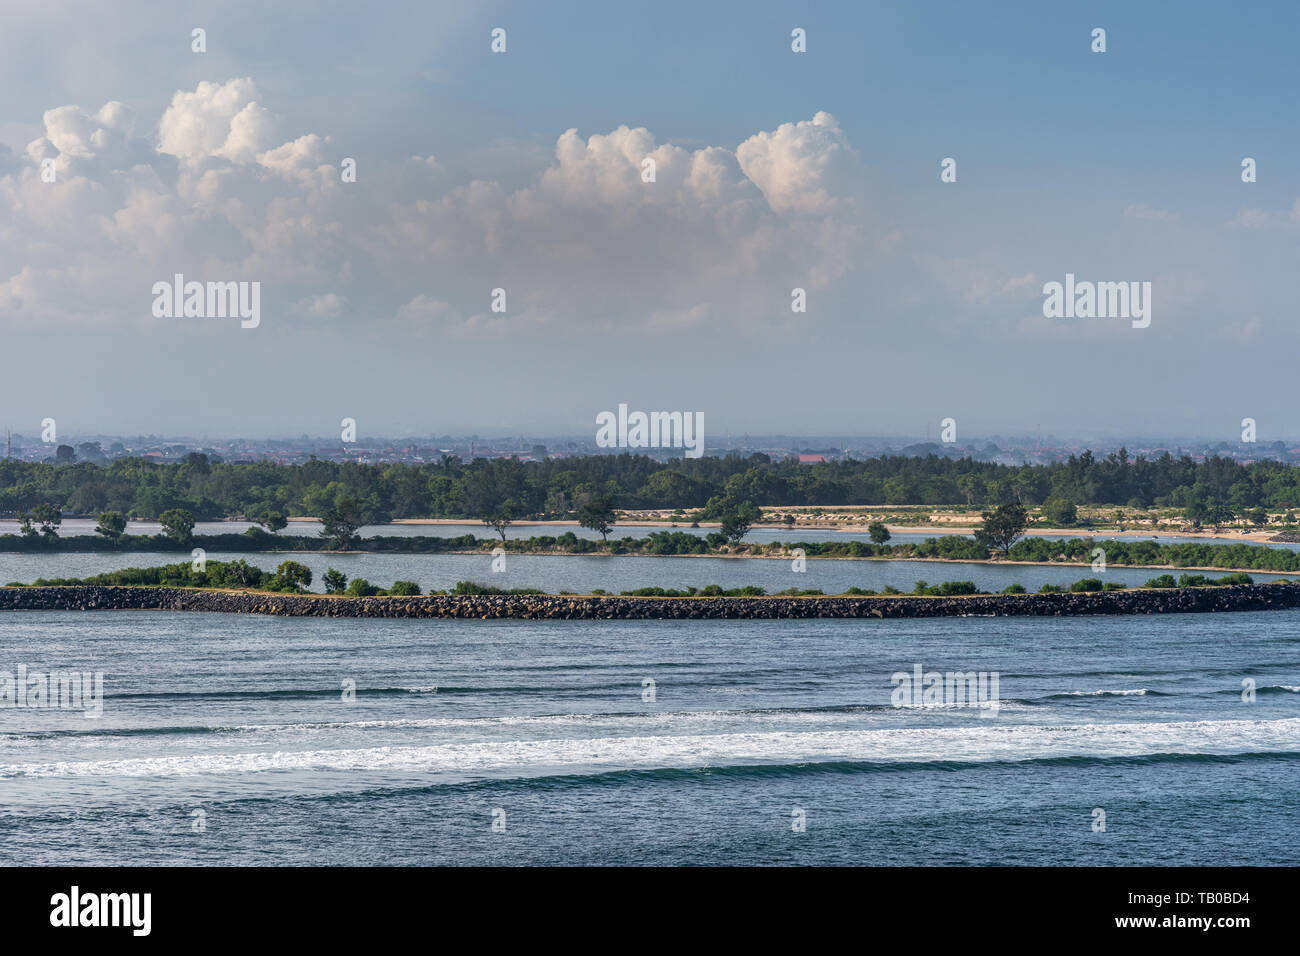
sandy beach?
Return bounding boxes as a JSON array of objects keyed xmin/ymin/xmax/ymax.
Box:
[{"xmin": 384, "ymin": 515, "xmax": 1284, "ymax": 543}]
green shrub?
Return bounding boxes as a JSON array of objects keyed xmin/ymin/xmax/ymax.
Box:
[
  {"xmin": 268, "ymin": 560, "xmax": 312, "ymax": 593},
  {"xmin": 931, "ymin": 581, "xmax": 979, "ymax": 596},
  {"xmin": 450, "ymin": 580, "xmax": 544, "ymax": 595},
  {"xmin": 1213, "ymin": 572, "xmax": 1254, "ymax": 586},
  {"xmin": 911, "ymin": 580, "xmax": 980, "ymax": 596},
  {"xmin": 621, "ymin": 584, "xmax": 769, "ymax": 597}
]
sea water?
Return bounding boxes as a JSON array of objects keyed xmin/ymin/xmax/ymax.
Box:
[{"xmin": 0, "ymin": 608, "xmax": 1296, "ymax": 865}]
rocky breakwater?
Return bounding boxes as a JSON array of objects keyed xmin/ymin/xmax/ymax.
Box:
[{"xmin": 2, "ymin": 583, "xmax": 1300, "ymax": 618}]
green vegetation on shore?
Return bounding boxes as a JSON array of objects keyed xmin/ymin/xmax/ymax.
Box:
[
  {"xmin": 4, "ymin": 524, "xmax": 1300, "ymax": 576},
  {"xmin": 3, "ymin": 562, "xmax": 1258, "ymax": 597}
]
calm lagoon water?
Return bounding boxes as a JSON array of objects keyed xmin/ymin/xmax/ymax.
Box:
[{"xmin": 0, "ymin": 550, "xmax": 1289, "ymax": 594}]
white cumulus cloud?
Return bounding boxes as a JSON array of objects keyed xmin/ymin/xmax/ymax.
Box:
[
  {"xmin": 735, "ymin": 111, "xmax": 858, "ymax": 215},
  {"xmin": 158, "ymin": 78, "xmax": 277, "ymax": 165}
]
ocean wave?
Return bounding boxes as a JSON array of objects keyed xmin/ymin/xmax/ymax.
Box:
[
  {"xmin": 1210, "ymin": 684, "xmax": 1300, "ymax": 696},
  {"xmin": 3, "ymin": 717, "xmax": 1298, "ymax": 781},
  {"xmin": 106, "ymin": 685, "xmax": 472, "ymax": 702},
  {"xmin": 0, "ymin": 701, "xmax": 1038, "ymax": 741}
]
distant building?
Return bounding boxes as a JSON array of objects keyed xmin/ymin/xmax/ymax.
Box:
[{"xmin": 797, "ymin": 454, "xmax": 827, "ymax": 464}]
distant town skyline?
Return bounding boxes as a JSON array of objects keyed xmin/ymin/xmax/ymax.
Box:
[{"xmin": 4, "ymin": 427, "xmax": 1296, "ymax": 470}]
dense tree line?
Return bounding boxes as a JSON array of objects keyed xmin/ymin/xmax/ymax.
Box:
[{"xmin": 3, "ymin": 448, "xmax": 1300, "ymax": 522}]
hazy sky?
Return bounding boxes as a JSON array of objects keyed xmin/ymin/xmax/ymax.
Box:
[{"xmin": 1, "ymin": 1, "xmax": 1297, "ymax": 442}]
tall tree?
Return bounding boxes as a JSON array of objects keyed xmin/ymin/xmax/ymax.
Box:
[
  {"xmin": 577, "ymin": 494, "xmax": 617, "ymax": 544},
  {"xmin": 95, "ymin": 511, "xmax": 127, "ymax": 539},
  {"xmin": 320, "ymin": 495, "xmax": 364, "ymax": 549},
  {"xmin": 19, "ymin": 503, "xmax": 61, "ymax": 539},
  {"xmin": 256, "ymin": 510, "xmax": 288, "ymax": 535},
  {"xmin": 483, "ymin": 500, "xmax": 517, "ymax": 543},
  {"xmin": 159, "ymin": 508, "xmax": 195, "ymax": 543},
  {"xmin": 975, "ymin": 503, "xmax": 1028, "ymax": 554},
  {"xmin": 719, "ymin": 501, "xmax": 762, "ymax": 544}
]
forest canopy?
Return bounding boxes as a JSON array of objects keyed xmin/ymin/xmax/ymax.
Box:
[{"xmin": 1, "ymin": 449, "xmax": 1297, "ymax": 522}]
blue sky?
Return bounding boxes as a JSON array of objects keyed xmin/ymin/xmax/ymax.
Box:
[{"xmin": 1, "ymin": 1, "xmax": 1298, "ymax": 441}]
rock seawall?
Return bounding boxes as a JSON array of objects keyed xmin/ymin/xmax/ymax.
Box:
[{"xmin": 2, "ymin": 584, "xmax": 1299, "ymax": 618}]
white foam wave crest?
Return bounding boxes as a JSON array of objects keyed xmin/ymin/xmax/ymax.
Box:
[
  {"xmin": 2, "ymin": 717, "xmax": 1298, "ymax": 780},
  {"xmin": 197, "ymin": 703, "xmax": 1027, "ymax": 735}
]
